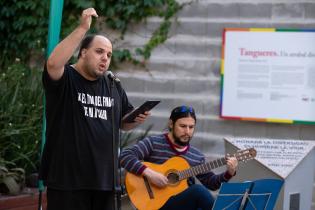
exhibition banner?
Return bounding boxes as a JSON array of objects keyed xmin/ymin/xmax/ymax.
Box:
[{"xmin": 220, "ymin": 28, "xmax": 315, "ymax": 124}]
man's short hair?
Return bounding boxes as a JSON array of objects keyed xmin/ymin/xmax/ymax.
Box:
[{"xmin": 77, "ymin": 35, "xmax": 96, "ymax": 59}]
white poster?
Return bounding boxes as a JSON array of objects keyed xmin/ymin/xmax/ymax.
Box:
[
  {"xmin": 225, "ymin": 137, "xmax": 315, "ymax": 178},
  {"xmin": 221, "ymin": 29, "xmax": 315, "ymax": 123}
]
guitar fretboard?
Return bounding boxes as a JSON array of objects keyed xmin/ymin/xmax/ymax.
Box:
[{"xmin": 178, "ymin": 157, "xmax": 227, "ymax": 180}]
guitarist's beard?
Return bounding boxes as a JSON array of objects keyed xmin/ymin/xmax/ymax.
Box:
[{"xmin": 172, "ymin": 130, "xmax": 192, "ymax": 147}]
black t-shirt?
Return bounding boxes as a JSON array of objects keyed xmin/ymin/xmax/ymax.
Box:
[{"xmin": 40, "ymin": 65, "xmax": 133, "ymax": 190}]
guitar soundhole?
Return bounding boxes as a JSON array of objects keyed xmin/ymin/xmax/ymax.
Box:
[{"xmin": 167, "ymin": 172, "xmax": 179, "ymax": 184}]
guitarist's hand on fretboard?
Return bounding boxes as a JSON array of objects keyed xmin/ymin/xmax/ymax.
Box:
[
  {"xmin": 226, "ymin": 157, "xmax": 238, "ymax": 176},
  {"xmin": 143, "ymin": 167, "xmax": 168, "ymax": 188}
]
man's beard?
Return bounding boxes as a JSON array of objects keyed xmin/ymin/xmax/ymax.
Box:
[
  {"xmin": 172, "ymin": 130, "xmax": 192, "ymax": 146},
  {"xmin": 85, "ymin": 62, "xmax": 106, "ymax": 79}
]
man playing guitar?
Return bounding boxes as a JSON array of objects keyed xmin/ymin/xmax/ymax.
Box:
[{"xmin": 120, "ymin": 105, "xmax": 238, "ymax": 210}]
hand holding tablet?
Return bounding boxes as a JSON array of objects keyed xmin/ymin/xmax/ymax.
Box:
[{"xmin": 123, "ymin": 100, "xmax": 160, "ymax": 123}]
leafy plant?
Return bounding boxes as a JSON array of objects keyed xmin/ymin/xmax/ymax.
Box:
[
  {"xmin": 0, "ymin": 61, "xmax": 43, "ymax": 175},
  {"xmin": 121, "ymin": 124, "xmax": 154, "ymax": 148},
  {"xmin": 0, "ymin": 1, "xmax": 49, "ymax": 68},
  {"xmin": 110, "ymin": 0, "xmax": 185, "ymax": 64}
]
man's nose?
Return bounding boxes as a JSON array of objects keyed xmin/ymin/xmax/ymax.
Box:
[
  {"xmin": 101, "ymin": 54, "xmax": 108, "ymax": 61},
  {"xmin": 184, "ymin": 127, "xmax": 191, "ymax": 133}
]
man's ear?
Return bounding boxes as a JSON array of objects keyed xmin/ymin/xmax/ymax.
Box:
[
  {"xmin": 81, "ymin": 49, "xmax": 87, "ymax": 58},
  {"xmin": 168, "ymin": 119, "xmax": 173, "ymax": 131}
]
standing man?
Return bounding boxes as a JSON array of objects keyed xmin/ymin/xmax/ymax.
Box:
[
  {"xmin": 120, "ymin": 105, "xmax": 238, "ymax": 210},
  {"xmin": 40, "ymin": 8, "xmax": 149, "ymax": 210}
]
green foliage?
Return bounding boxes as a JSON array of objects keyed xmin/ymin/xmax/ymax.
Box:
[
  {"xmin": 135, "ymin": 0, "xmax": 186, "ymax": 60},
  {"xmin": 107, "ymin": 0, "xmax": 183, "ymax": 64},
  {"xmin": 136, "ymin": 20, "xmax": 173, "ymax": 60},
  {"xmin": 100, "ymin": 0, "xmax": 172, "ymax": 33},
  {"xmin": 0, "ymin": 1, "xmax": 49, "ymax": 67},
  {"xmin": 0, "ymin": 0, "xmax": 183, "ymax": 69},
  {"xmin": 0, "ymin": 61, "xmax": 43, "ymax": 175},
  {"xmin": 121, "ymin": 125, "xmax": 153, "ymax": 148},
  {"xmin": 112, "ymin": 49, "xmax": 139, "ymax": 66}
]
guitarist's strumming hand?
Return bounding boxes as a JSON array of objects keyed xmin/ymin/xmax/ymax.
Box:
[
  {"xmin": 226, "ymin": 157, "xmax": 238, "ymax": 176},
  {"xmin": 142, "ymin": 167, "xmax": 169, "ymax": 188}
]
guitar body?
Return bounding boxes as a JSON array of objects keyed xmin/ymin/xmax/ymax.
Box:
[{"xmin": 125, "ymin": 156, "xmax": 190, "ymax": 210}]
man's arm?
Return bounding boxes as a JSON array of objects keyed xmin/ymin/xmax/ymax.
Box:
[
  {"xmin": 46, "ymin": 8, "xmax": 98, "ymax": 80},
  {"xmin": 119, "ymin": 136, "xmax": 168, "ymax": 188}
]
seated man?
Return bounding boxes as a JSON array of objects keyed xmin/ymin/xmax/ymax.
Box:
[{"xmin": 120, "ymin": 105, "xmax": 238, "ymax": 210}]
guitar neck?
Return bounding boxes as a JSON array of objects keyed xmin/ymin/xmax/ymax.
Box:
[{"xmin": 178, "ymin": 157, "xmax": 227, "ymax": 180}]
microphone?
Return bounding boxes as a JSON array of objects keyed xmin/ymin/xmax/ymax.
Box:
[{"xmin": 106, "ymin": 71, "xmax": 120, "ymax": 83}]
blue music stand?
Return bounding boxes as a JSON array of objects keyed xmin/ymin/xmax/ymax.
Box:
[{"xmin": 212, "ymin": 179, "xmax": 284, "ymax": 210}]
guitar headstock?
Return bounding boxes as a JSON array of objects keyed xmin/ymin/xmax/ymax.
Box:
[{"xmin": 231, "ymin": 148, "xmax": 257, "ymax": 162}]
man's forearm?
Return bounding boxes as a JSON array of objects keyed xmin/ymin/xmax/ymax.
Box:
[
  {"xmin": 48, "ymin": 26, "xmax": 87, "ymax": 68},
  {"xmin": 46, "ymin": 8, "xmax": 98, "ymax": 80}
]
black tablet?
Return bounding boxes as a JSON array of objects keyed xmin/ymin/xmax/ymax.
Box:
[{"xmin": 123, "ymin": 100, "xmax": 160, "ymax": 123}]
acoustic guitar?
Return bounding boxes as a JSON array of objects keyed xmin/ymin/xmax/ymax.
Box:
[{"xmin": 125, "ymin": 148, "xmax": 256, "ymax": 210}]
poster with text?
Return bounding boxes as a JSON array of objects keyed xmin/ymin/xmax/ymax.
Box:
[{"xmin": 221, "ymin": 29, "xmax": 315, "ymax": 124}]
